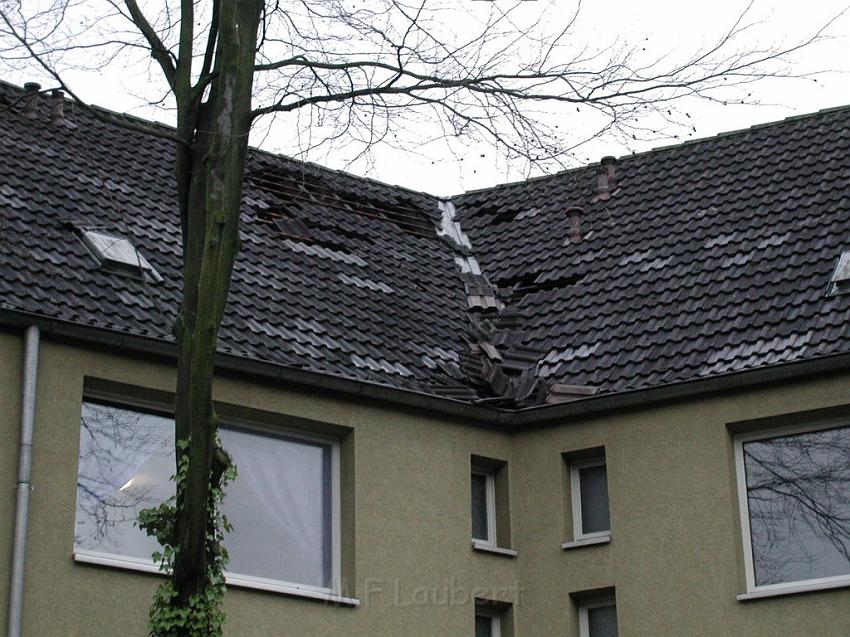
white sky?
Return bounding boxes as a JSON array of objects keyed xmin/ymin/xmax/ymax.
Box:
[{"xmin": 6, "ymin": 0, "xmax": 850, "ymax": 196}]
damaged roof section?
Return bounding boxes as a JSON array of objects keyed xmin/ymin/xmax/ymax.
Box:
[
  {"xmin": 454, "ymin": 107, "xmax": 850, "ymax": 395},
  {"xmin": 1, "ymin": 78, "xmax": 850, "ymax": 407},
  {"xmin": 250, "ymin": 164, "xmax": 440, "ymax": 240},
  {"xmin": 0, "ymin": 80, "xmax": 472, "ymax": 398}
]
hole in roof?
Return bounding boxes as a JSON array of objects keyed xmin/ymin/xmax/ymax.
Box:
[
  {"xmin": 257, "ymin": 206, "xmax": 371, "ymax": 262},
  {"xmin": 496, "ymin": 271, "xmax": 584, "ymax": 303},
  {"xmin": 81, "ymin": 230, "xmax": 161, "ymax": 281},
  {"xmin": 275, "ymin": 216, "xmax": 310, "ymax": 239},
  {"xmin": 828, "ymin": 251, "xmax": 850, "ymax": 295},
  {"xmin": 249, "ymin": 167, "xmax": 436, "ymax": 240},
  {"xmin": 464, "ymin": 205, "xmax": 523, "ymax": 224},
  {"xmin": 497, "ymin": 271, "xmax": 539, "ymax": 290},
  {"xmin": 257, "ymin": 207, "xmax": 312, "ymax": 242},
  {"xmin": 492, "ymin": 209, "xmax": 519, "ymax": 224}
]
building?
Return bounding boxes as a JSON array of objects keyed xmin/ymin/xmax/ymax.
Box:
[{"xmin": 1, "ymin": 78, "xmax": 850, "ymax": 636}]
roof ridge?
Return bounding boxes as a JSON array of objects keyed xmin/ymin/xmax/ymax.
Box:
[
  {"xmin": 246, "ymin": 146, "xmax": 442, "ymax": 203},
  {"xmin": 0, "ymin": 78, "xmax": 180, "ymax": 135},
  {"xmin": 0, "ymin": 78, "xmax": 441, "ymax": 204},
  {"xmin": 649, "ymin": 102, "xmax": 850, "ymax": 152},
  {"xmin": 450, "ymin": 102, "xmax": 850, "ymax": 199},
  {"xmin": 3, "ymin": 78, "xmax": 847, "ymax": 207}
]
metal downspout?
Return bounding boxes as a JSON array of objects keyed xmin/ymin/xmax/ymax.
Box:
[{"xmin": 7, "ymin": 326, "xmax": 40, "ymax": 637}]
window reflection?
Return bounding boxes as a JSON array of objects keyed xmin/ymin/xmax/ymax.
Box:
[
  {"xmin": 75, "ymin": 402, "xmax": 335, "ymax": 590},
  {"xmin": 76, "ymin": 403, "xmax": 172, "ymax": 560},
  {"xmin": 743, "ymin": 425, "xmax": 850, "ymax": 586}
]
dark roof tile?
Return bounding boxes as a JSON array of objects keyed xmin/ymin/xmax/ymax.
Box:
[{"xmin": 1, "ymin": 79, "xmax": 849, "ymax": 402}]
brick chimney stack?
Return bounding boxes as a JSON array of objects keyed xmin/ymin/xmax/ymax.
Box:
[
  {"xmin": 602, "ymin": 155, "xmax": 617, "ymax": 181},
  {"xmin": 594, "ymin": 155, "xmax": 618, "ymax": 202},
  {"xmin": 567, "ymin": 206, "xmax": 584, "ymax": 243},
  {"xmin": 22, "ymin": 82, "xmax": 41, "ymax": 120},
  {"xmin": 50, "ymin": 89, "xmax": 65, "ymax": 127}
]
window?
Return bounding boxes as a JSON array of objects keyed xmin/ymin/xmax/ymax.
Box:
[
  {"xmin": 828, "ymin": 251, "xmax": 850, "ymax": 295},
  {"xmin": 475, "ymin": 609, "xmax": 501, "ymax": 637},
  {"xmin": 475, "ymin": 600, "xmax": 511, "ymax": 637},
  {"xmin": 471, "ymin": 466, "xmax": 497, "ymax": 545},
  {"xmin": 735, "ymin": 422, "xmax": 850, "ymax": 596},
  {"xmin": 81, "ymin": 230, "xmax": 161, "ymax": 281},
  {"xmin": 568, "ymin": 455, "xmax": 611, "ymax": 545},
  {"xmin": 74, "ymin": 401, "xmax": 341, "ymax": 596},
  {"xmin": 578, "ymin": 595, "xmax": 618, "ymax": 637},
  {"xmin": 470, "ymin": 456, "xmax": 516, "ymax": 555}
]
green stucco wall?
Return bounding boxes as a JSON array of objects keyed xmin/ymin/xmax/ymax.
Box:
[
  {"xmin": 0, "ymin": 332, "xmax": 22, "ymax": 629},
  {"xmin": 2, "ymin": 327, "xmax": 850, "ymax": 636},
  {"xmin": 2, "ymin": 332, "xmax": 518, "ymax": 637},
  {"xmin": 511, "ymin": 383, "xmax": 850, "ymax": 636}
]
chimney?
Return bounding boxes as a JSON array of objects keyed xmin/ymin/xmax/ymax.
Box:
[
  {"xmin": 50, "ymin": 89, "xmax": 65, "ymax": 127},
  {"xmin": 22, "ymin": 82, "xmax": 41, "ymax": 119},
  {"xmin": 602, "ymin": 155, "xmax": 617, "ymax": 180},
  {"xmin": 567, "ymin": 206, "xmax": 584, "ymax": 243},
  {"xmin": 595, "ymin": 155, "xmax": 618, "ymax": 201}
]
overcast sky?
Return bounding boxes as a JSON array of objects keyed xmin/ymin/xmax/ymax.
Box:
[
  {"xmin": 366, "ymin": 0, "xmax": 849, "ymax": 195},
  {"xmin": 6, "ymin": 0, "xmax": 849, "ymax": 196}
]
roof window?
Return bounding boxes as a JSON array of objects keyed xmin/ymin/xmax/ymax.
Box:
[
  {"xmin": 829, "ymin": 251, "xmax": 850, "ymax": 295},
  {"xmin": 82, "ymin": 230, "xmax": 161, "ymax": 281}
]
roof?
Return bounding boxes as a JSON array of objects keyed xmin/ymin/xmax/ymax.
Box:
[{"xmin": 1, "ymin": 79, "xmax": 849, "ymax": 410}]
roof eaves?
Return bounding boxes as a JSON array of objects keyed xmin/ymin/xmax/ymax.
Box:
[
  {"xmin": 510, "ymin": 351, "xmax": 850, "ymax": 428},
  {"xmin": 4, "ymin": 309, "xmax": 850, "ymax": 432},
  {"xmin": 0, "ymin": 308, "xmax": 512, "ymax": 428}
]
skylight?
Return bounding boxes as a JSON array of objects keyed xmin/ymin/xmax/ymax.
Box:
[
  {"xmin": 829, "ymin": 251, "xmax": 850, "ymax": 295},
  {"xmin": 82, "ymin": 230, "xmax": 161, "ymax": 280}
]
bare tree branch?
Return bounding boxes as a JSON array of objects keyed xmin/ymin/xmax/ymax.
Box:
[{"xmin": 123, "ymin": 0, "xmax": 177, "ymax": 88}]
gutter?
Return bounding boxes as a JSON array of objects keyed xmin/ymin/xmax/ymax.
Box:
[
  {"xmin": 7, "ymin": 326, "xmax": 40, "ymax": 637},
  {"xmin": 2, "ymin": 310, "xmax": 850, "ymax": 431},
  {"xmin": 0, "ymin": 310, "xmax": 502, "ymax": 424},
  {"xmin": 510, "ymin": 350, "xmax": 850, "ymax": 427}
]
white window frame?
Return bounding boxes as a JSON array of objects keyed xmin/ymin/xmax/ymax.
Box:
[
  {"xmin": 734, "ymin": 420, "xmax": 850, "ymax": 600},
  {"xmin": 475, "ymin": 605, "xmax": 502, "ymax": 637},
  {"xmin": 578, "ymin": 596, "xmax": 617, "ymax": 637},
  {"xmin": 73, "ymin": 393, "xmax": 352, "ymax": 604},
  {"xmin": 471, "ymin": 466, "xmax": 497, "ymax": 546},
  {"xmin": 570, "ymin": 457, "xmax": 611, "ymax": 543}
]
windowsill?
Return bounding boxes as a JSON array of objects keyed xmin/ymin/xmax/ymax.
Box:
[
  {"xmin": 561, "ymin": 534, "xmax": 611, "ymax": 550},
  {"xmin": 737, "ymin": 576, "xmax": 850, "ymax": 602},
  {"xmin": 74, "ymin": 550, "xmax": 360, "ymax": 606},
  {"xmin": 471, "ymin": 539, "xmax": 518, "ymax": 557}
]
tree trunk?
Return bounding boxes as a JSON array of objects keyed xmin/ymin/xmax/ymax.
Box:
[{"xmin": 171, "ymin": 0, "xmax": 261, "ymax": 615}]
